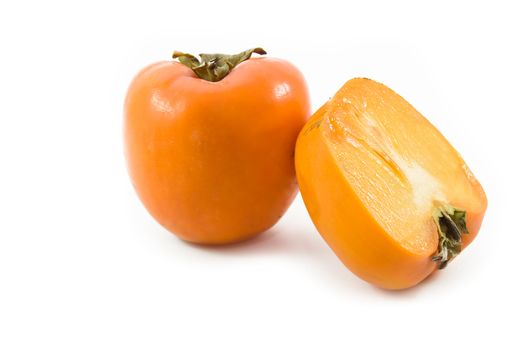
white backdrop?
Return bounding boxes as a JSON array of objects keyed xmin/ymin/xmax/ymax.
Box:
[{"xmin": 1, "ymin": 1, "xmax": 524, "ymax": 349}]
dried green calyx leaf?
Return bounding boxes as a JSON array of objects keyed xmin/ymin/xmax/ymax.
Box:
[
  {"xmin": 172, "ymin": 47, "xmax": 266, "ymax": 82},
  {"xmin": 432, "ymin": 204, "xmax": 469, "ymax": 269}
]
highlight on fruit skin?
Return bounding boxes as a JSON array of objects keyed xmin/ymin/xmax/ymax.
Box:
[
  {"xmin": 124, "ymin": 48, "xmax": 310, "ymax": 245},
  {"xmin": 295, "ymin": 78, "xmax": 487, "ymax": 290}
]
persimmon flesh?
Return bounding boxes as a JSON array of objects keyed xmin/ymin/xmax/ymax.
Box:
[
  {"xmin": 125, "ymin": 48, "xmax": 310, "ymax": 244},
  {"xmin": 295, "ymin": 78, "xmax": 487, "ymax": 289}
]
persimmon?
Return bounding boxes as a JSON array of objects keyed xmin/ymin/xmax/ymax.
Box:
[
  {"xmin": 125, "ymin": 48, "xmax": 310, "ymax": 244},
  {"xmin": 295, "ymin": 78, "xmax": 487, "ymax": 289}
]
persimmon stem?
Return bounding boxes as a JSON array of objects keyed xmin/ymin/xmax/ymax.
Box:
[
  {"xmin": 172, "ymin": 47, "xmax": 266, "ymax": 82},
  {"xmin": 432, "ymin": 204, "xmax": 468, "ymax": 269}
]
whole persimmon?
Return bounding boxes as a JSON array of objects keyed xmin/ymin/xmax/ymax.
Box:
[{"xmin": 125, "ymin": 48, "xmax": 310, "ymax": 244}]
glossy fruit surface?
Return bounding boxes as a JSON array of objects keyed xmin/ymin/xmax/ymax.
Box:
[
  {"xmin": 295, "ymin": 78, "xmax": 487, "ymax": 289},
  {"xmin": 125, "ymin": 49, "xmax": 310, "ymax": 244}
]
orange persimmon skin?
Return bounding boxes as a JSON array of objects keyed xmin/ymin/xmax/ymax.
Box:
[
  {"xmin": 295, "ymin": 80, "xmax": 487, "ymax": 290},
  {"xmin": 125, "ymin": 58, "xmax": 309, "ymax": 244}
]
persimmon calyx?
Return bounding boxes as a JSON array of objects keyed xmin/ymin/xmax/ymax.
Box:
[
  {"xmin": 172, "ymin": 47, "xmax": 266, "ymax": 82},
  {"xmin": 431, "ymin": 204, "xmax": 469, "ymax": 269}
]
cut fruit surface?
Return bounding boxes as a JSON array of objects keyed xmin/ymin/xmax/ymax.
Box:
[{"xmin": 295, "ymin": 78, "xmax": 487, "ymax": 289}]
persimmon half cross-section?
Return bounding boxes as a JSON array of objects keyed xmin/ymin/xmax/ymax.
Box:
[{"xmin": 295, "ymin": 78, "xmax": 487, "ymax": 289}]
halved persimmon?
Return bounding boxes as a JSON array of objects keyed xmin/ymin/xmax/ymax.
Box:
[{"xmin": 295, "ymin": 78, "xmax": 487, "ymax": 290}]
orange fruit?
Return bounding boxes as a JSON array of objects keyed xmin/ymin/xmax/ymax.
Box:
[
  {"xmin": 125, "ymin": 48, "xmax": 310, "ymax": 244},
  {"xmin": 295, "ymin": 78, "xmax": 487, "ymax": 289}
]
